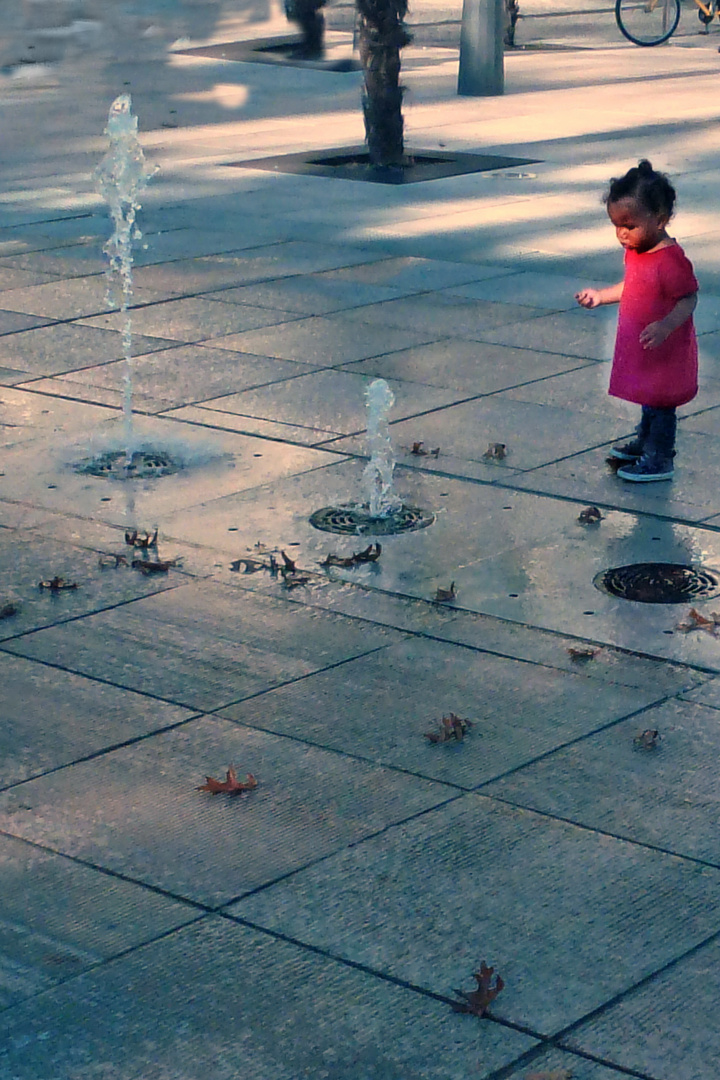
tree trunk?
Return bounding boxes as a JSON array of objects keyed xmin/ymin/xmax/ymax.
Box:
[
  {"xmin": 356, "ymin": 0, "xmax": 412, "ymax": 170},
  {"xmin": 285, "ymin": 0, "xmax": 327, "ymax": 58}
]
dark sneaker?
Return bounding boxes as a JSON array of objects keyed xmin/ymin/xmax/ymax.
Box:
[
  {"xmin": 608, "ymin": 439, "xmax": 644, "ymax": 461},
  {"xmin": 616, "ymin": 457, "xmax": 674, "ymax": 482}
]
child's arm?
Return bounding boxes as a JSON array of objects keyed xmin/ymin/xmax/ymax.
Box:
[
  {"xmin": 640, "ymin": 292, "xmax": 698, "ymax": 350},
  {"xmin": 575, "ymin": 281, "xmax": 624, "ymax": 308}
]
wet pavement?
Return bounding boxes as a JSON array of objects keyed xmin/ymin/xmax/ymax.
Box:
[{"xmin": 2, "ymin": 3, "xmax": 720, "ymax": 1078}]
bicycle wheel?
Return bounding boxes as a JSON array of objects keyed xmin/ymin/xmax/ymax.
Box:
[{"xmin": 615, "ymin": 0, "xmax": 681, "ymax": 44}]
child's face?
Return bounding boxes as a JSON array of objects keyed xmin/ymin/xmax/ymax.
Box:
[{"xmin": 607, "ymin": 196, "xmax": 669, "ymax": 254}]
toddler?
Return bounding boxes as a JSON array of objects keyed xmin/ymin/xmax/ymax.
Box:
[{"xmin": 576, "ymin": 159, "xmax": 698, "ymax": 482}]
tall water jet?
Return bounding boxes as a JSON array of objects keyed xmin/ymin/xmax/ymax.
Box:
[
  {"xmin": 309, "ymin": 378, "xmax": 434, "ymax": 536},
  {"xmin": 93, "ymin": 93, "xmax": 157, "ymax": 462},
  {"xmin": 362, "ymin": 378, "xmax": 402, "ymax": 517}
]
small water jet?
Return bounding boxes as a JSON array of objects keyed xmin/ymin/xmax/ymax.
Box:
[
  {"xmin": 93, "ymin": 93, "xmax": 158, "ymax": 465},
  {"xmin": 309, "ymin": 378, "xmax": 434, "ymax": 536}
]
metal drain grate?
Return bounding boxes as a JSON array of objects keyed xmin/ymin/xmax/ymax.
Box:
[
  {"xmin": 74, "ymin": 449, "xmax": 182, "ymax": 480},
  {"xmin": 593, "ymin": 563, "xmax": 720, "ymax": 604},
  {"xmin": 309, "ymin": 504, "xmax": 435, "ymax": 536}
]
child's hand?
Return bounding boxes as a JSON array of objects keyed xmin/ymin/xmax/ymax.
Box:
[
  {"xmin": 575, "ymin": 288, "xmax": 602, "ymax": 309},
  {"xmin": 640, "ymin": 321, "xmax": 670, "ymax": 350}
]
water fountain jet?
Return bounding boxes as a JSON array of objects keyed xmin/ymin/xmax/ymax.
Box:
[{"xmin": 309, "ymin": 378, "xmax": 434, "ymax": 536}]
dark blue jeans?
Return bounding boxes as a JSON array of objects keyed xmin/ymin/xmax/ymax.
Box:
[{"xmin": 637, "ymin": 405, "xmax": 676, "ymax": 464}]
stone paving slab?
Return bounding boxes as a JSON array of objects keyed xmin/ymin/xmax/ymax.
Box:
[
  {"xmin": 317, "ymin": 255, "xmax": 516, "ymax": 292},
  {"xmin": 341, "ymin": 339, "xmax": 592, "ymax": 396},
  {"xmin": 0, "ymin": 415, "xmax": 343, "ymax": 521},
  {"xmin": 32, "ymin": 342, "xmax": 319, "ymax": 412},
  {"xmin": 0, "ymin": 718, "xmax": 451, "ymax": 907},
  {"xmin": 1, "ymin": 579, "xmax": 404, "ymax": 710},
  {"xmin": 338, "ymin": 292, "xmax": 557, "ymax": 337},
  {"xmin": 0, "ymin": 532, "xmax": 181, "ymax": 643},
  {"xmin": 186, "ymin": 368, "xmax": 466, "ymax": 444},
  {"xmin": 0, "ymin": 322, "xmax": 177, "ymax": 379},
  {"xmin": 0, "ymin": 917, "xmax": 537, "ymax": 1079},
  {"xmin": 503, "ymin": 1050, "xmax": 633, "ymax": 1080},
  {"xmin": 331, "ymin": 395, "xmax": 630, "ymax": 472},
  {"xmin": 511, "ymin": 431, "xmax": 720, "ymax": 524},
  {"xmin": 0, "ymin": 386, "xmax": 118, "ymax": 446},
  {"xmin": 219, "ymin": 634, "xmax": 660, "ymax": 788},
  {"xmin": 0, "ymin": 309, "xmax": 51, "ymax": 335},
  {"xmin": 0, "ymin": 652, "xmax": 195, "ymax": 786},
  {"xmin": 444, "ymin": 269, "xmax": 613, "ymax": 311},
  {"xmin": 0, "ymin": 275, "xmax": 166, "ymax": 319},
  {"xmin": 229, "ymin": 794, "xmax": 720, "ymax": 1035},
  {"xmin": 0, "ymin": 832, "xmax": 197, "ymax": 1011},
  {"xmin": 129, "ymin": 241, "xmax": 391, "ymax": 297},
  {"xmin": 564, "ymin": 935, "xmax": 720, "ymax": 1080},
  {"xmin": 80, "ymin": 296, "xmax": 305, "ymax": 343},
  {"xmin": 484, "ymin": 698, "xmax": 720, "ymax": 866},
  {"xmin": 202, "ymin": 311, "xmax": 443, "ymax": 367},
  {"xmin": 199, "ymin": 274, "xmax": 417, "ymax": 314},
  {"xmin": 473, "ymin": 307, "xmax": 618, "ymax": 362}
]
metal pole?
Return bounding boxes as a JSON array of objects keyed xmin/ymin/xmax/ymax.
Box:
[{"xmin": 457, "ymin": 0, "xmax": 504, "ymax": 97}]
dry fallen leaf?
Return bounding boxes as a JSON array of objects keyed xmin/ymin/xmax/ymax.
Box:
[
  {"xmin": 434, "ymin": 582, "xmax": 456, "ymax": 603},
  {"xmin": 38, "ymin": 577, "xmax": 78, "ymax": 591},
  {"xmin": 567, "ymin": 646, "xmax": 600, "ymax": 661},
  {"xmin": 483, "ymin": 442, "xmax": 507, "ymax": 461},
  {"xmin": 131, "ymin": 558, "xmax": 176, "ymax": 574},
  {"xmin": 98, "ymin": 553, "xmax": 128, "ymax": 569},
  {"xmin": 578, "ymin": 506, "xmax": 603, "ymax": 524},
  {"xmin": 676, "ymin": 607, "xmax": 720, "ymax": 636},
  {"xmin": 281, "ymin": 573, "xmax": 310, "ymax": 589},
  {"xmin": 633, "ymin": 729, "xmax": 660, "ymax": 750},
  {"xmin": 451, "ymin": 962, "xmax": 504, "ymax": 1017},
  {"xmin": 321, "ymin": 543, "xmax": 382, "ymax": 568},
  {"xmin": 410, "ymin": 442, "xmax": 440, "ymax": 458},
  {"xmin": 196, "ymin": 767, "xmax": 258, "ymax": 795},
  {"xmin": 0, "ymin": 602, "xmax": 19, "ymax": 619},
  {"xmin": 525, "ymin": 1070, "xmax": 573, "ymax": 1080},
  {"xmin": 425, "ymin": 713, "xmax": 473, "ymax": 744},
  {"xmin": 605, "ymin": 455, "xmax": 623, "ymax": 473},
  {"xmin": 125, "ymin": 528, "xmax": 158, "ymax": 549},
  {"xmin": 281, "ymin": 550, "xmax": 297, "ymax": 572},
  {"xmin": 229, "ymin": 557, "xmax": 268, "ymax": 574}
]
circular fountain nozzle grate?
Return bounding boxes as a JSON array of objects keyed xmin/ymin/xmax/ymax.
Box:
[
  {"xmin": 309, "ymin": 504, "xmax": 435, "ymax": 536},
  {"xmin": 594, "ymin": 562, "xmax": 720, "ymax": 604},
  {"xmin": 74, "ymin": 449, "xmax": 182, "ymax": 480}
]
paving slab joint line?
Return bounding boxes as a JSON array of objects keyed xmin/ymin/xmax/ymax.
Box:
[
  {"xmin": 0, "ymin": 710, "xmax": 207, "ymax": 795},
  {"xmin": 485, "ymin": 1042, "xmax": 658, "ymax": 1080},
  {"xmin": 221, "ymin": 909, "xmax": 544, "ymax": 1040},
  {"xmin": 216, "ymin": 792, "xmax": 465, "ymax": 908},
  {"xmin": 545, "ymin": 924, "xmax": 720, "ymax": 1071},
  {"xmin": 0, "ymin": 828, "xmax": 213, "ymax": 915},
  {"xmin": 487, "ymin": 790, "xmax": 720, "ymax": 872},
  {"xmin": 0, "ymin": 912, "xmax": 211, "ymax": 1021}
]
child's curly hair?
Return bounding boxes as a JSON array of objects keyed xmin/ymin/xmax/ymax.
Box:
[{"xmin": 605, "ymin": 159, "xmax": 676, "ymax": 219}]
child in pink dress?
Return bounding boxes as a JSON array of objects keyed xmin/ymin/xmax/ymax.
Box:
[{"xmin": 576, "ymin": 160, "xmax": 698, "ymax": 482}]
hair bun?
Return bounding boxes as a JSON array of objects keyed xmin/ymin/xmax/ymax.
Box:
[{"xmin": 637, "ymin": 159, "xmax": 653, "ymax": 174}]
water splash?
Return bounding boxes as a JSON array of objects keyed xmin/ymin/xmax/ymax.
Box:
[
  {"xmin": 93, "ymin": 94, "xmax": 157, "ymax": 462},
  {"xmin": 362, "ymin": 378, "xmax": 401, "ymax": 517}
]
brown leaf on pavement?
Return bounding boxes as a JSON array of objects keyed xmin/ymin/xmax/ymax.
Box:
[
  {"xmin": 633, "ymin": 729, "xmax": 660, "ymax": 750},
  {"xmin": 281, "ymin": 550, "xmax": 297, "ymax": 572},
  {"xmin": 98, "ymin": 553, "xmax": 128, "ymax": 569},
  {"xmin": 125, "ymin": 528, "xmax": 158, "ymax": 548},
  {"xmin": 229, "ymin": 558, "xmax": 269, "ymax": 574},
  {"xmin": 451, "ymin": 962, "xmax": 504, "ymax": 1017},
  {"xmin": 410, "ymin": 442, "xmax": 440, "ymax": 457},
  {"xmin": 38, "ymin": 577, "xmax": 78, "ymax": 591},
  {"xmin": 131, "ymin": 558, "xmax": 177, "ymax": 574},
  {"xmin": 567, "ymin": 646, "xmax": 600, "ymax": 661},
  {"xmin": 321, "ymin": 543, "xmax": 382, "ymax": 568},
  {"xmin": 196, "ymin": 766, "xmax": 258, "ymax": 795},
  {"xmin": 0, "ymin": 602, "xmax": 19, "ymax": 619},
  {"xmin": 483, "ymin": 442, "xmax": 507, "ymax": 461},
  {"xmin": 424, "ymin": 713, "xmax": 473, "ymax": 744},
  {"xmin": 676, "ymin": 607, "xmax": 720, "ymax": 636},
  {"xmin": 434, "ymin": 582, "xmax": 456, "ymax": 602},
  {"xmin": 578, "ymin": 506, "xmax": 603, "ymax": 524}
]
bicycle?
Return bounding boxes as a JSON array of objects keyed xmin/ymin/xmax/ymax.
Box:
[{"xmin": 616, "ymin": 0, "xmax": 719, "ymax": 45}]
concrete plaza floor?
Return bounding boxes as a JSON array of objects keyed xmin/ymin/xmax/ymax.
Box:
[{"xmin": 3, "ymin": 6, "xmax": 720, "ymax": 1078}]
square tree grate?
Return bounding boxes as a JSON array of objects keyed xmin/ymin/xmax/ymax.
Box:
[{"xmin": 227, "ymin": 145, "xmax": 540, "ymax": 185}]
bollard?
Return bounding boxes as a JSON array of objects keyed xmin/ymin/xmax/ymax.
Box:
[{"xmin": 458, "ymin": 0, "xmax": 504, "ymax": 96}]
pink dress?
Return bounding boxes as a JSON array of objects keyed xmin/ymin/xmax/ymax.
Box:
[{"xmin": 608, "ymin": 242, "xmax": 698, "ymax": 408}]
